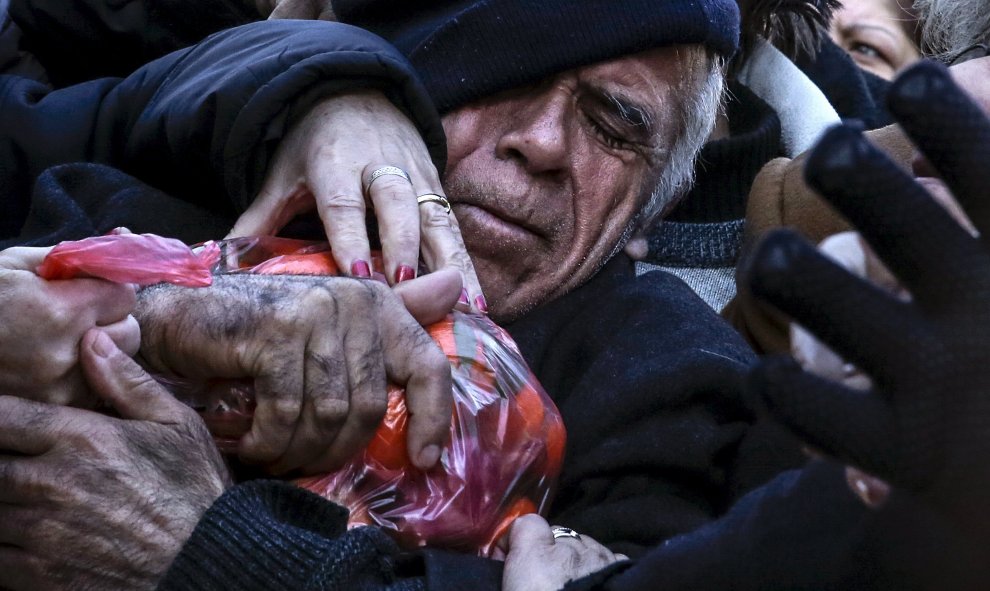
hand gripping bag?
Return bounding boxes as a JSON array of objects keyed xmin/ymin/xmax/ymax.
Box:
[{"xmin": 130, "ymin": 236, "xmax": 566, "ymax": 556}]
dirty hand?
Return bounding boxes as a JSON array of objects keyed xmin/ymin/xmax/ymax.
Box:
[
  {"xmin": 0, "ymin": 329, "xmax": 228, "ymax": 591},
  {"xmin": 136, "ymin": 271, "xmax": 459, "ymax": 475}
]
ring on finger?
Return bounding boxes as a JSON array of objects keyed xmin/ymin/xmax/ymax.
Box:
[
  {"xmin": 551, "ymin": 526, "xmax": 581, "ymax": 541},
  {"xmin": 366, "ymin": 166, "xmax": 411, "ymax": 192},
  {"xmin": 417, "ymin": 193, "xmax": 451, "ymax": 214}
]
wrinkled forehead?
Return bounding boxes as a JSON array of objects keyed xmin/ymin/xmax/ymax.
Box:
[
  {"xmin": 573, "ymin": 46, "xmax": 694, "ymax": 115},
  {"xmin": 443, "ymin": 44, "xmax": 697, "ymax": 130}
]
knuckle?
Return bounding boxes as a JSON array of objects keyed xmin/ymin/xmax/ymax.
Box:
[
  {"xmin": 351, "ymin": 393, "xmax": 387, "ymax": 425},
  {"xmin": 271, "ymin": 397, "xmax": 303, "ymax": 426},
  {"xmin": 298, "ymin": 286, "xmax": 339, "ymax": 317},
  {"xmin": 421, "ymin": 206, "xmax": 452, "ymax": 229},
  {"xmin": 311, "ymin": 396, "xmax": 349, "ymax": 426},
  {"xmin": 419, "ymin": 344, "xmax": 450, "ymax": 375},
  {"xmin": 385, "ymin": 227, "xmax": 419, "ymax": 249},
  {"xmin": 311, "ymin": 143, "xmax": 341, "ymax": 164},
  {"xmin": 321, "ymin": 191, "xmax": 365, "ymax": 212},
  {"xmin": 44, "ymin": 303, "xmax": 75, "ymax": 331}
]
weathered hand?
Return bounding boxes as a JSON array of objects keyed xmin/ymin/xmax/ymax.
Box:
[
  {"xmin": 0, "ymin": 246, "xmax": 139, "ymax": 406},
  {"xmin": 228, "ymin": 90, "xmax": 485, "ymax": 313},
  {"xmin": 136, "ymin": 272, "xmax": 458, "ymax": 474},
  {"xmin": 0, "ymin": 329, "xmax": 229, "ymax": 591},
  {"xmin": 501, "ymin": 515, "xmax": 628, "ymax": 591}
]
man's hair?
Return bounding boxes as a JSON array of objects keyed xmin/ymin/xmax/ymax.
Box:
[
  {"xmin": 634, "ymin": 48, "xmax": 726, "ymax": 233},
  {"xmin": 914, "ymin": 0, "xmax": 990, "ymax": 61}
]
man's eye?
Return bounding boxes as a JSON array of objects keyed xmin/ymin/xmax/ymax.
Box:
[{"xmin": 582, "ymin": 111, "xmax": 632, "ymax": 151}]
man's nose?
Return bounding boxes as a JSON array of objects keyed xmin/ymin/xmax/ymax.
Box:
[{"xmin": 495, "ymin": 89, "xmax": 569, "ymax": 180}]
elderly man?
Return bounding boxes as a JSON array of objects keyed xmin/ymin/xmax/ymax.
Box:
[{"xmin": 0, "ymin": 0, "xmax": 820, "ymax": 589}]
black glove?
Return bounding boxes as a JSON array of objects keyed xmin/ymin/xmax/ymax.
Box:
[{"xmin": 742, "ymin": 60, "xmax": 990, "ymax": 537}]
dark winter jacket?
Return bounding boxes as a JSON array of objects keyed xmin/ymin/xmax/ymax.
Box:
[{"xmin": 0, "ymin": 14, "xmax": 445, "ymax": 242}]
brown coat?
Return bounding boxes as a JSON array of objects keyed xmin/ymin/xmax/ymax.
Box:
[{"xmin": 723, "ymin": 124, "xmax": 916, "ymax": 353}]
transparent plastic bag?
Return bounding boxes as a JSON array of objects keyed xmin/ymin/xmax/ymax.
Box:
[{"xmin": 167, "ymin": 237, "xmax": 566, "ymax": 556}]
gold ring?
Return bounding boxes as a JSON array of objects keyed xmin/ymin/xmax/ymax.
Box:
[{"xmin": 417, "ymin": 193, "xmax": 451, "ymax": 214}]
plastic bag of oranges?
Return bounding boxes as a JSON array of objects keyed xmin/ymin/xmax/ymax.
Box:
[{"xmin": 164, "ymin": 236, "xmax": 566, "ymax": 556}]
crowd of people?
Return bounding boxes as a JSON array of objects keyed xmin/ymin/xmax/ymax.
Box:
[{"xmin": 2, "ymin": 0, "xmax": 990, "ymax": 589}]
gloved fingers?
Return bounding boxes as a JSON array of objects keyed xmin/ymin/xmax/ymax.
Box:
[
  {"xmin": 744, "ymin": 228, "xmax": 917, "ymax": 381},
  {"xmin": 803, "ymin": 124, "xmax": 985, "ymax": 307},
  {"xmin": 750, "ymin": 355, "xmax": 898, "ymax": 483},
  {"xmin": 888, "ymin": 61, "xmax": 990, "ymax": 238}
]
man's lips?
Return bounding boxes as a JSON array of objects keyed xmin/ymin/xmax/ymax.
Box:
[{"xmin": 452, "ymin": 201, "xmax": 545, "ymax": 240}]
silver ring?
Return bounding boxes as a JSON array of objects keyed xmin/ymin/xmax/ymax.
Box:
[
  {"xmin": 551, "ymin": 526, "xmax": 581, "ymax": 541},
  {"xmin": 366, "ymin": 166, "xmax": 411, "ymax": 191},
  {"xmin": 417, "ymin": 193, "xmax": 451, "ymax": 214}
]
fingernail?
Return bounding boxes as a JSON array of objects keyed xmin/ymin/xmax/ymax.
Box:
[
  {"xmin": 457, "ymin": 288, "xmax": 470, "ymax": 307},
  {"xmin": 418, "ymin": 445, "xmax": 441, "ymax": 468},
  {"xmin": 474, "ymin": 295, "xmax": 488, "ymax": 314},
  {"xmin": 350, "ymin": 260, "xmax": 371, "ymax": 278},
  {"xmin": 395, "ymin": 265, "xmax": 416, "ymax": 284},
  {"xmin": 91, "ymin": 330, "xmax": 115, "ymax": 358}
]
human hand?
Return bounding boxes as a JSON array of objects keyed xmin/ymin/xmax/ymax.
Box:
[
  {"xmin": 0, "ymin": 329, "xmax": 229, "ymax": 591},
  {"xmin": 0, "ymin": 246, "xmax": 139, "ymax": 406},
  {"xmin": 744, "ymin": 61, "xmax": 990, "ymax": 534},
  {"xmin": 228, "ymin": 90, "xmax": 485, "ymax": 313},
  {"xmin": 136, "ymin": 271, "xmax": 459, "ymax": 475},
  {"xmin": 256, "ymin": 0, "xmax": 336, "ymax": 20},
  {"xmin": 500, "ymin": 515, "xmax": 628, "ymax": 591}
]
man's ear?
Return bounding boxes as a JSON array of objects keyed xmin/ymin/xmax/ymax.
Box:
[{"xmin": 623, "ymin": 233, "xmax": 649, "ymax": 260}]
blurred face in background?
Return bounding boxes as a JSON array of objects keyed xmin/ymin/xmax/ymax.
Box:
[{"xmin": 830, "ymin": 0, "xmax": 922, "ymax": 79}]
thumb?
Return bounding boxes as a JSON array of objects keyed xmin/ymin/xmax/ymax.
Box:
[
  {"xmin": 507, "ymin": 514, "xmax": 554, "ymax": 554},
  {"xmin": 79, "ymin": 328, "xmax": 188, "ymax": 424},
  {"xmin": 392, "ymin": 268, "xmax": 463, "ymax": 325}
]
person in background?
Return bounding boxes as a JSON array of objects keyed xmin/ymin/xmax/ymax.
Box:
[
  {"xmin": 829, "ymin": 0, "xmax": 921, "ymax": 80},
  {"xmin": 914, "ymin": 0, "xmax": 990, "ymax": 63}
]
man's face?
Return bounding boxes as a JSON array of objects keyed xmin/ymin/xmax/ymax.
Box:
[{"xmin": 442, "ymin": 46, "xmax": 691, "ymax": 321}]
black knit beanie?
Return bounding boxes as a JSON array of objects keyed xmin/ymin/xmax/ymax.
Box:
[{"xmin": 334, "ymin": 0, "xmax": 741, "ymax": 113}]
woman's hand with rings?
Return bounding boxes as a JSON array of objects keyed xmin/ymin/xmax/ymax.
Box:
[
  {"xmin": 227, "ymin": 89, "xmax": 485, "ymax": 314},
  {"xmin": 498, "ymin": 514, "xmax": 628, "ymax": 591}
]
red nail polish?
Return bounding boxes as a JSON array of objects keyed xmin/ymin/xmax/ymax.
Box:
[
  {"xmin": 395, "ymin": 265, "xmax": 416, "ymax": 283},
  {"xmin": 458, "ymin": 288, "xmax": 470, "ymax": 307},
  {"xmin": 350, "ymin": 260, "xmax": 371, "ymax": 278},
  {"xmin": 474, "ymin": 295, "xmax": 488, "ymax": 314}
]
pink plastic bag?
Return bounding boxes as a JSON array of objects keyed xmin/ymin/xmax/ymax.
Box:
[{"xmin": 37, "ymin": 233, "xmax": 219, "ymax": 287}]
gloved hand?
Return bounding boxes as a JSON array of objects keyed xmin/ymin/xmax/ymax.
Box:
[{"xmin": 743, "ymin": 60, "xmax": 990, "ymax": 537}]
